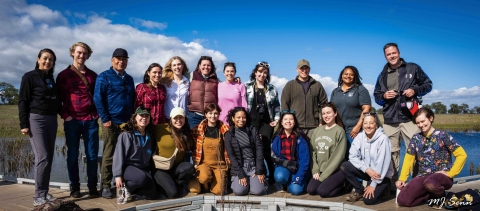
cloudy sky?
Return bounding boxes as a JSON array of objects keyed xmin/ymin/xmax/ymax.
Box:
[{"xmin": 2, "ymin": 0, "xmax": 480, "ymax": 109}]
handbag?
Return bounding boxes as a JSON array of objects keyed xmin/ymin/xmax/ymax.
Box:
[{"xmin": 153, "ymin": 148, "xmax": 178, "ymax": 170}]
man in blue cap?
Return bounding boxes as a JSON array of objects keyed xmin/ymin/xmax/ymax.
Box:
[{"xmin": 94, "ymin": 48, "xmax": 135, "ymax": 198}]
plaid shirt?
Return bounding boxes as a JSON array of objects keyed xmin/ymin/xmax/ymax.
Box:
[
  {"xmin": 56, "ymin": 65, "xmax": 98, "ymax": 120},
  {"xmin": 280, "ymin": 133, "xmax": 295, "ymax": 161},
  {"xmin": 245, "ymin": 80, "xmax": 281, "ymax": 121},
  {"xmin": 135, "ymin": 83, "xmax": 167, "ymax": 125},
  {"xmin": 191, "ymin": 119, "xmax": 230, "ymax": 165}
]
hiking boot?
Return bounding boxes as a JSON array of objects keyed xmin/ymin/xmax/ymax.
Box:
[
  {"xmin": 102, "ymin": 188, "xmax": 113, "ymax": 198},
  {"xmin": 346, "ymin": 189, "xmax": 363, "ymax": 202},
  {"xmin": 33, "ymin": 197, "xmax": 48, "ymax": 206},
  {"xmin": 89, "ymin": 187, "xmax": 100, "ymax": 198},
  {"xmin": 70, "ymin": 185, "xmax": 81, "ymax": 198}
]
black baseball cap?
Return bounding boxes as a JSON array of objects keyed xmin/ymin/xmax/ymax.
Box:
[{"xmin": 112, "ymin": 48, "xmax": 129, "ymax": 58}]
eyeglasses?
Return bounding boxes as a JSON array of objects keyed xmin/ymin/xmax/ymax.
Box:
[
  {"xmin": 200, "ymin": 56, "xmax": 212, "ymax": 60},
  {"xmin": 363, "ymin": 112, "xmax": 377, "ymax": 116},
  {"xmin": 282, "ymin": 110, "xmax": 295, "ymax": 114},
  {"xmin": 258, "ymin": 61, "xmax": 270, "ymax": 68},
  {"xmin": 224, "ymin": 62, "xmax": 236, "ymax": 67}
]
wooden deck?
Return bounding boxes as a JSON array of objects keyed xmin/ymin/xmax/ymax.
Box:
[{"xmin": 0, "ymin": 179, "xmax": 479, "ymax": 211}]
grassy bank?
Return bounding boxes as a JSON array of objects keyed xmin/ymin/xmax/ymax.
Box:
[{"xmin": 0, "ymin": 105, "xmax": 479, "ymax": 138}]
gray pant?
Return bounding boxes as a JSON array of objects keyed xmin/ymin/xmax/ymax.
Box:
[
  {"xmin": 29, "ymin": 113, "xmax": 57, "ymax": 198},
  {"xmin": 230, "ymin": 161, "xmax": 268, "ymax": 196}
]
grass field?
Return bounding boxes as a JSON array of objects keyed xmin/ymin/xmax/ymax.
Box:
[{"xmin": 0, "ymin": 105, "xmax": 479, "ymax": 138}]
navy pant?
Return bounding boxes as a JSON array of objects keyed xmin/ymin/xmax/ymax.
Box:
[
  {"xmin": 29, "ymin": 113, "xmax": 57, "ymax": 198},
  {"xmin": 153, "ymin": 162, "xmax": 195, "ymax": 199},
  {"xmin": 123, "ymin": 165, "xmax": 156, "ymax": 199},
  {"xmin": 64, "ymin": 119, "xmax": 99, "ymax": 189},
  {"xmin": 306, "ymin": 170, "xmax": 345, "ymax": 197}
]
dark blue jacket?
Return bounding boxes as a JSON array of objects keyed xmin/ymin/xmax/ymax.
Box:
[
  {"xmin": 271, "ymin": 133, "xmax": 310, "ymax": 185},
  {"xmin": 94, "ymin": 67, "xmax": 135, "ymax": 124},
  {"xmin": 374, "ymin": 59, "xmax": 432, "ymax": 124}
]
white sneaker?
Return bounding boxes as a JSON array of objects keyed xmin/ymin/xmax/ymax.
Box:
[{"xmin": 117, "ymin": 186, "xmax": 126, "ymax": 204}]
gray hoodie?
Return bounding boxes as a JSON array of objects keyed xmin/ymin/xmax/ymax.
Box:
[
  {"xmin": 349, "ymin": 127, "xmax": 394, "ymax": 188},
  {"xmin": 113, "ymin": 131, "xmax": 153, "ymax": 177}
]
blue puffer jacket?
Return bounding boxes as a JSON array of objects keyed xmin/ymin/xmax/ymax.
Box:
[
  {"xmin": 271, "ymin": 133, "xmax": 310, "ymax": 185},
  {"xmin": 373, "ymin": 59, "xmax": 432, "ymax": 124},
  {"xmin": 94, "ymin": 67, "xmax": 135, "ymax": 124}
]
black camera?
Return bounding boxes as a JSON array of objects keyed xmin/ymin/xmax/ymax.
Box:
[{"xmin": 256, "ymin": 103, "xmax": 266, "ymax": 114}]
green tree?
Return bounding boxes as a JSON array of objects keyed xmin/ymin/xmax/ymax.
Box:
[
  {"xmin": 448, "ymin": 103, "xmax": 461, "ymax": 114},
  {"xmin": 431, "ymin": 102, "xmax": 447, "ymax": 114},
  {"xmin": 0, "ymin": 82, "xmax": 19, "ymax": 105},
  {"xmin": 474, "ymin": 106, "xmax": 480, "ymax": 114},
  {"xmin": 460, "ymin": 103, "xmax": 470, "ymax": 114},
  {"xmin": 423, "ymin": 104, "xmax": 432, "ymax": 110}
]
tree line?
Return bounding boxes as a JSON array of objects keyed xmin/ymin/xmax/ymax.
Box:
[{"xmin": 2, "ymin": 81, "xmax": 480, "ymax": 114}]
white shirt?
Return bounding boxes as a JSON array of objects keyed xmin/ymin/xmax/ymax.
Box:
[{"xmin": 164, "ymin": 76, "xmax": 189, "ymax": 117}]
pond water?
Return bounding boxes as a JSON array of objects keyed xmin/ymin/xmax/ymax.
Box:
[{"xmin": 1, "ymin": 132, "xmax": 479, "ymax": 183}]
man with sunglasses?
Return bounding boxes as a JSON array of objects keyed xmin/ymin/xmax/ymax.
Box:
[
  {"xmin": 94, "ymin": 48, "xmax": 135, "ymax": 198},
  {"xmin": 373, "ymin": 43, "xmax": 432, "ymax": 186},
  {"xmin": 281, "ymin": 59, "xmax": 328, "ymax": 138}
]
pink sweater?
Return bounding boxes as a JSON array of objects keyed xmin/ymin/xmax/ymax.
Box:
[{"xmin": 217, "ymin": 81, "xmax": 247, "ymax": 125}]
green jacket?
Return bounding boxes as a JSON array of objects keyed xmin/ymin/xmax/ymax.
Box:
[
  {"xmin": 310, "ymin": 125, "xmax": 347, "ymax": 182},
  {"xmin": 281, "ymin": 76, "xmax": 328, "ymax": 129}
]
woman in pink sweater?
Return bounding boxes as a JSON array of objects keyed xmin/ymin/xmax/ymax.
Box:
[{"xmin": 217, "ymin": 62, "xmax": 247, "ymax": 125}]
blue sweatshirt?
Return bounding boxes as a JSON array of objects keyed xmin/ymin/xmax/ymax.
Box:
[
  {"xmin": 94, "ymin": 67, "xmax": 135, "ymax": 124},
  {"xmin": 349, "ymin": 127, "xmax": 394, "ymax": 188}
]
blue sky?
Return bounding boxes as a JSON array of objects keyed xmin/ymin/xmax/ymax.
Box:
[{"xmin": 2, "ymin": 0, "xmax": 480, "ymax": 109}]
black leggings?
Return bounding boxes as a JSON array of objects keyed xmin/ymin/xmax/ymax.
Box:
[
  {"xmin": 153, "ymin": 162, "xmax": 195, "ymax": 199},
  {"xmin": 123, "ymin": 165, "xmax": 156, "ymax": 199},
  {"xmin": 306, "ymin": 170, "xmax": 345, "ymax": 197},
  {"xmin": 253, "ymin": 120, "xmax": 274, "ymax": 183}
]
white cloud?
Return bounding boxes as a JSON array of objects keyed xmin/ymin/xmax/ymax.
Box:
[
  {"xmin": 422, "ymin": 86, "xmax": 480, "ymax": 107},
  {"xmin": 192, "ymin": 30, "xmax": 198, "ymax": 34},
  {"xmin": 270, "ymin": 75, "xmax": 288, "ymax": 91},
  {"xmin": 0, "ymin": 0, "xmax": 226, "ymax": 86},
  {"xmin": 73, "ymin": 12, "xmax": 87, "ymax": 20},
  {"xmin": 130, "ymin": 17, "xmax": 167, "ymax": 30}
]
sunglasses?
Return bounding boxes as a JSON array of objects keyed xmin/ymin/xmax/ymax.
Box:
[
  {"xmin": 282, "ymin": 110, "xmax": 295, "ymax": 114},
  {"xmin": 363, "ymin": 112, "xmax": 377, "ymax": 116},
  {"xmin": 258, "ymin": 61, "xmax": 270, "ymax": 68}
]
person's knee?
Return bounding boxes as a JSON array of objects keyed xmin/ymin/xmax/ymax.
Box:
[
  {"xmin": 232, "ymin": 186, "xmax": 249, "ymax": 196},
  {"xmin": 363, "ymin": 198, "xmax": 377, "ymax": 205},
  {"xmin": 274, "ymin": 167, "xmax": 290, "ymax": 184},
  {"xmin": 288, "ymin": 184, "xmax": 304, "ymax": 195},
  {"xmin": 318, "ymin": 189, "xmax": 330, "ymax": 198},
  {"xmin": 165, "ymin": 189, "xmax": 178, "ymax": 199},
  {"xmin": 396, "ymin": 192, "xmax": 413, "ymax": 207}
]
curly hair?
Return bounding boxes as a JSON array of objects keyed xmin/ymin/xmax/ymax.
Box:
[
  {"xmin": 248, "ymin": 61, "xmax": 271, "ymax": 83},
  {"xmin": 273, "ymin": 112, "xmax": 308, "ymax": 141},
  {"xmin": 226, "ymin": 107, "xmax": 251, "ymax": 127},
  {"xmin": 122, "ymin": 114, "xmax": 153, "ymax": 135},
  {"xmin": 168, "ymin": 117, "xmax": 194, "ymax": 151},
  {"xmin": 320, "ymin": 102, "xmax": 344, "ymax": 128},
  {"xmin": 337, "ymin": 65, "xmax": 363, "ymax": 87}
]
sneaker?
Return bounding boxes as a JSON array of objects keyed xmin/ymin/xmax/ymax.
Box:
[
  {"xmin": 346, "ymin": 189, "xmax": 363, "ymax": 202},
  {"xmin": 102, "ymin": 188, "xmax": 113, "ymax": 198},
  {"xmin": 117, "ymin": 187, "xmax": 126, "ymax": 205},
  {"xmin": 89, "ymin": 188, "xmax": 100, "ymax": 198},
  {"xmin": 33, "ymin": 197, "xmax": 48, "ymax": 206},
  {"xmin": 70, "ymin": 190, "xmax": 81, "ymax": 198},
  {"xmin": 123, "ymin": 185, "xmax": 132, "ymax": 203},
  {"xmin": 46, "ymin": 193, "xmax": 56, "ymax": 201}
]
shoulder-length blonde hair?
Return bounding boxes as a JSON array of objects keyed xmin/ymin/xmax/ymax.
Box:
[{"xmin": 160, "ymin": 56, "xmax": 189, "ymax": 87}]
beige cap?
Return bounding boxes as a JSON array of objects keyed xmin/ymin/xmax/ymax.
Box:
[
  {"xmin": 297, "ymin": 59, "xmax": 310, "ymax": 68},
  {"xmin": 170, "ymin": 107, "xmax": 185, "ymax": 118}
]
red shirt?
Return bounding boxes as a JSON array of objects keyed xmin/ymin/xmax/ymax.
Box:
[
  {"xmin": 135, "ymin": 83, "xmax": 167, "ymax": 125},
  {"xmin": 280, "ymin": 132, "xmax": 296, "ymax": 161},
  {"xmin": 56, "ymin": 66, "xmax": 98, "ymax": 121}
]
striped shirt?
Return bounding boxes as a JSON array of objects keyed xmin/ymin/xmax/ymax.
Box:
[{"xmin": 235, "ymin": 127, "xmax": 254, "ymax": 161}]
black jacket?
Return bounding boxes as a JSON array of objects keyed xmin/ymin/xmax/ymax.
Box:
[
  {"xmin": 18, "ymin": 69, "xmax": 60, "ymax": 129},
  {"xmin": 224, "ymin": 125, "xmax": 265, "ymax": 179},
  {"xmin": 374, "ymin": 59, "xmax": 432, "ymax": 124}
]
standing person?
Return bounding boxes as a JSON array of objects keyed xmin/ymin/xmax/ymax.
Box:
[
  {"xmin": 188, "ymin": 103, "xmax": 230, "ymax": 195},
  {"xmin": 217, "ymin": 62, "xmax": 247, "ymax": 125},
  {"xmin": 135, "ymin": 63, "xmax": 167, "ymax": 125},
  {"xmin": 373, "ymin": 43, "xmax": 432, "ymax": 184},
  {"xmin": 307, "ymin": 102, "xmax": 347, "ymax": 198},
  {"xmin": 56, "ymin": 42, "xmax": 99, "ymax": 198},
  {"xmin": 224, "ymin": 107, "xmax": 268, "ymax": 196},
  {"xmin": 396, "ymin": 107, "xmax": 467, "ymax": 207},
  {"xmin": 18, "ymin": 48, "xmax": 61, "ymax": 206},
  {"xmin": 341, "ymin": 113, "xmax": 394, "ymax": 205},
  {"xmin": 113, "ymin": 106, "xmax": 157, "ymax": 204},
  {"xmin": 330, "ymin": 66, "xmax": 371, "ymax": 148},
  {"xmin": 270, "ymin": 111, "xmax": 310, "ymax": 195},
  {"xmin": 187, "ymin": 56, "xmax": 219, "ymax": 128},
  {"xmin": 94, "ymin": 48, "xmax": 135, "ymax": 198},
  {"xmin": 160, "ymin": 56, "xmax": 190, "ymax": 119},
  {"xmin": 282, "ymin": 59, "xmax": 328, "ymax": 138},
  {"xmin": 152, "ymin": 107, "xmax": 195, "ymax": 199},
  {"xmin": 245, "ymin": 61, "xmax": 280, "ymax": 185}
]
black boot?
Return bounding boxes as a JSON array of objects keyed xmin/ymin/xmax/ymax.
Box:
[{"xmin": 70, "ymin": 184, "xmax": 81, "ymax": 198}]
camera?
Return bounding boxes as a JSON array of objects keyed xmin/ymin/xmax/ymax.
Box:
[{"xmin": 256, "ymin": 103, "xmax": 266, "ymax": 114}]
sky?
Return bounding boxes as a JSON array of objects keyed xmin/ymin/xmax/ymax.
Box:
[{"xmin": 1, "ymin": 0, "xmax": 480, "ymax": 109}]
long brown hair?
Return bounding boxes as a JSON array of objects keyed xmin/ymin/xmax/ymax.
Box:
[
  {"xmin": 35, "ymin": 48, "xmax": 57, "ymax": 75},
  {"xmin": 168, "ymin": 117, "xmax": 194, "ymax": 151},
  {"xmin": 320, "ymin": 102, "xmax": 344, "ymax": 128},
  {"xmin": 143, "ymin": 63, "xmax": 163, "ymax": 88},
  {"xmin": 122, "ymin": 114, "xmax": 153, "ymax": 134},
  {"xmin": 160, "ymin": 56, "xmax": 189, "ymax": 87}
]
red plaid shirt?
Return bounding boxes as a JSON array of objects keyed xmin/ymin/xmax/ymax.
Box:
[
  {"xmin": 56, "ymin": 66, "xmax": 98, "ymax": 121},
  {"xmin": 280, "ymin": 132, "xmax": 296, "ymax": 161},
  {"xmin": 135, "ymin": 83, "xmax": 167, "ymax": 125}
]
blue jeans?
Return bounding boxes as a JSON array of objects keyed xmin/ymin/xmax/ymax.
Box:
[
  {"xmin": 187, "ymin": 111, "xmax": 205, "ymax": 129},
  {"xmin": 64, "ymin": 119, "xmax": 99, "ymax": 188},
  {"xmin": 274, "ymin": 166, "xmax": 305, "ymax": 195}
]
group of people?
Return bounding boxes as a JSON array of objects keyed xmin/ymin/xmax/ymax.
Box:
[{"xmin": 19, "ymin": 42, "xmax": 467, "ymax": 208}]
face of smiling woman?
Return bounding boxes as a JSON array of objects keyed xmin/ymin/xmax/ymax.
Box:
[
  {"xmin": 232, "ymin": 110, "xmax": 247, "ymax": 128},
  {"xmin": 37, "ymin": 52, "xmax": 55, "ymax": 71},
  {"xmin": 363, "ymin": 115, "xmax": 378, "ymax": 139}
]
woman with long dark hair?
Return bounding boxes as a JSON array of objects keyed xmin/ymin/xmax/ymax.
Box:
[
  {"xmin": 224, "ymin": 107, "xmax": 268, "ymax": 195},
  {"xmin": 270, "ymin": 111, "xmax": 310, "ymax": 195},
  {"xmin": 245, "ymin": 61, "xmax": 280, "ymax": 184},
  {"xmin": 135, "ymin": 63, "xmax": 167, "ymax": 125},
  {"xmin": 19, "ymin": 48, "xmax": 60, "ymax": 206},
  {"xmin": 113, "ymin": 106, "xmax": 157, "ymax": 204},
  {"xmin": 152, "ymin": 107, "xmax": 195, "ymax": 199}
]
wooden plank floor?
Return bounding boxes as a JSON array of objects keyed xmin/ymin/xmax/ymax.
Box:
[{"xmin": 1, "ymin": 180, "xmax": 479, "ymax": 211}]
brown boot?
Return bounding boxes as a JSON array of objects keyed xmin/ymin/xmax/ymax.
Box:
[{"xmin": 346, "ymin": 189, "xmax": 363, "ymax": 202}]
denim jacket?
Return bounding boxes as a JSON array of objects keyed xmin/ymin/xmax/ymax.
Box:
[{"xmin": 245, "ymin": 80, "xmax": 280, "ymax": 121}]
